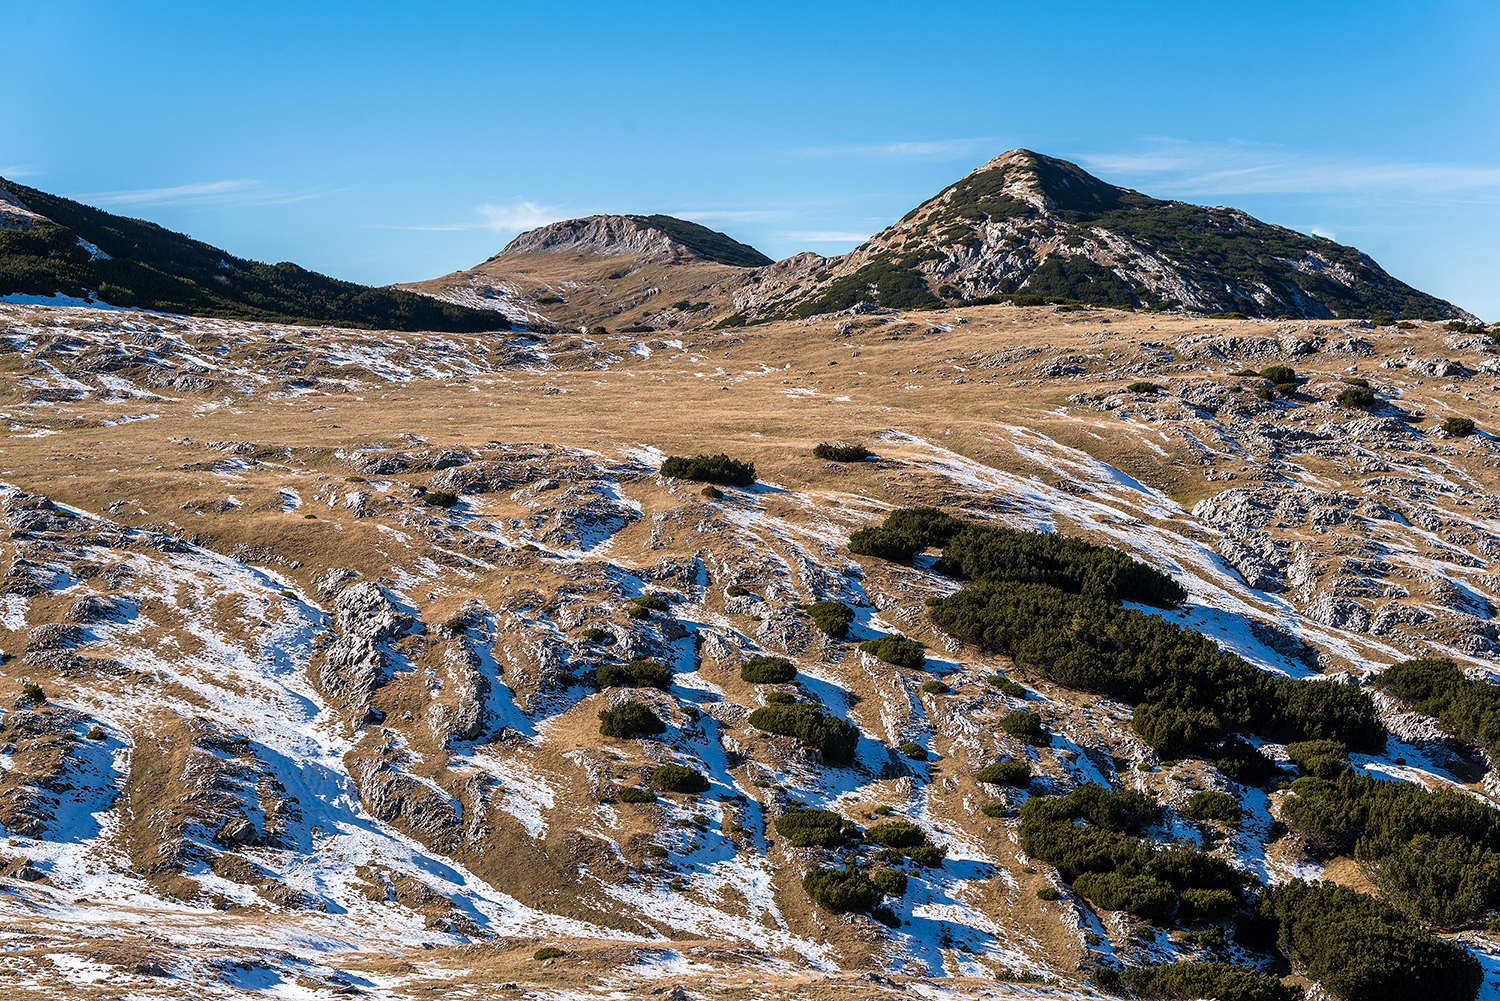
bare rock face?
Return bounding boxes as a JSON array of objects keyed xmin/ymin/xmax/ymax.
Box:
[
  {"xmin": 1307, "ymin": 595, "xmax": 1372, "ymax": 633},
  {"xmin": 348, "ymin": 755, "xmax": 462, "ymax": 849},
  {"xmin": 67, "ymin": 594, "xmax": 127, "ymax": 623},
  {"xmin": 314, "ymin": 567, "xmax": 361, "ymax": 599},
  {"xmin": 427, "ymin": 600, "xmax": 492, "ymax": 747},
  {"xmin": 26, "ymin": 623, "xmax": 84, "ymax": 651},
  {"xmin": 756, "ymin": 608, "xmax": 812, "ymax": 655},
  {"xmin": 320, "ymin": 582, "xmax": 421, "ymax": 726}
]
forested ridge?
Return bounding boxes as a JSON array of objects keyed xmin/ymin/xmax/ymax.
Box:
[{"xmin": 0, "ymin": 179, "xmax": 512, "ymax": 331}]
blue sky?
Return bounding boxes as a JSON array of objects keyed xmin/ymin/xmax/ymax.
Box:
[{"xmin": 4, "ymin": 0, "xmax": 1497, "ymax": 317}]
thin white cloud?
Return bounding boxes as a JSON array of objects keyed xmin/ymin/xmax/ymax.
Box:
[
  {"xmin": 783, "ymin": 231, "xmax": 870, "ymax": 242},
  {"xmin": 376, "ymin": 199, "xmax": 566, "ymax": 233},
  {"xmin": 791, "ymin": 137, "xmax": 998, "ymax": 161},
  {"xmin": 79, "ymin": 180, "xmax": 261, "ymax": 205},
  {"xmin": 1074, "ymin": 139, "xmax": 1500, "ymax": 198},
  {"xmin": 0, "ymin": 165, "xmax": 34, "ymax": 179},
  {"xmin": 72, "ymin": 179, "xmax": 341, "ymax": 208}
]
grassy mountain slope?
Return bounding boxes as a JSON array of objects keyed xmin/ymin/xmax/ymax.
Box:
[
  {"xmin": 0, "ymin": 179, "xmax": 512, "ymax": 331},
  {"xmin": 627, "ymin": 214, "xmax": 773, "ymax": 267}
]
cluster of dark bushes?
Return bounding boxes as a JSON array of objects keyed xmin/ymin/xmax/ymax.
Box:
[
  {"xmin": 813, "ymin": 442, "xmax": 871, "ymax": 462},
  {"xmin": 1001, "ymin": 710, "xmax": 1051, "ymax": 746},
  {"xmin": 857, "ymin": 635, "xmax": 926, "ymax": 669},
  {"xmin": 1021, "ymin": 785, "xmax": 1251, "ymax": 923},
  {"xmin": 1092, "ymin": 962, "xmax": 1301, "ymax": 1001},
  {"xmin": 1280, "ymin": 765, "xmax": 1500, "ymax": 926},
  {"xmin": 866, "ymin": 820, "xmax": 947, "ymax": 866},
  {"xmin": 598, "ymin": 700, "xmax": 666, "ymax": 738},
  {"xmin": 650, "ymin": 764, "xmax": 709, "ymax": 793},
  {"xmin": 1375, "ymin": 657, "xmax": 1500, "ymax": 755},
  {"xmin": 853, "ymin": 507, "xmax": 1184, "ymax": 606},
  {"xmin": 774, "ymin": 808, "xmax": 851, "ymax": 847},
  {"xmin": 975, "ymin": 759, "xmax": 1031, "ymax": 787},
  {"xmin": 597, "ymin": 658, "xmax": 671, "ymax": 690},
  {"xmin": 659, "ymin": 453, "xmax": 756, "ymax": 486},
  {"xmin": 747, "ymin": 704, "xmax": 858, "ymax": 764},
  {"xmin": 740, "ymin": 655, "xmax": 796, "ymax": 683},
  {"xmin": 802, "ymin": 866, "xmax": 888, "ymax": 916},
  {"xmin": 1442, "ymin": 417, "xmax": 1477, "ymax": 437},
  {"xmin": 1337, "ymin": 386, "xmax": 1376, "ymax": 407},
  {"xmin": 616, "ymin": 786, "xmax": 657, "ymax": 803},
  {"xmin": 1257, "ymin": 880, "xmax": 1482, "ymax": 1001},
  {"xmin": 926, "ymin": 582, "xmax": 1382, "ymax": 755},
  {"xmin": 807, "ymin": 600, "xmax": 854, "ymax": 638}
]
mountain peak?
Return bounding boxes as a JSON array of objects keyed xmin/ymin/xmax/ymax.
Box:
[{"xmin": 496, "ymin": 214, "xmax": 771, "ymax": 268}]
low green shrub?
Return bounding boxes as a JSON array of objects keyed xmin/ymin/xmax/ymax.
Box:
[
  {"xmin": 987, "ymin": 674, "xmax": 1028, "ymax": 697},
  {"xmin": 814, "ymin": 442, "xmax": 871, "ymax": 462},
  {"xmin": 741, "ymin": 655, "xmax": 796, "ymax": 683},
  {"xmin": 1036, "ymin": 887, "xmax": 1062, "ymax": 901},
  {"xmin": 976, "ymin": 760, "xmax": 1031, "ymax": 787},
  {"xmin": 847, "ymin": 506, "xmax": 967, "ymax": 561},
  {"xmin": 701, "ymin": 485, "xmax": 723, "ymax": 499},
  {"xmin": 597, "ymin": 659, "xmax": 671, "ymax": 691},
  {"xmin": 1442, "ymin": 416, "xmax": 1477, "ymax": 437},
  {"xmin": 1184, "ymin": 790, "xmax": 1239, "ymax": 825},
  {"xmin": 598, "ymin": 700, "xmax": 665, "ymax": 739},
  {"xmin": 898, "ymin": 741, "xmax": 928, "ymax": 760},
  {"xmin": 1274, "ymin": 382, "xmax": 1299, "ymax": 398},
  {"xmin": 424, "ymin": 490, "xmax": 460, "ymax": 508},
  {"xmin": 1371, "ymin": 314, "xmax": 1397, "ymax": 326},
  {"xmin": 747, "ymin": 704, "xmax": 858, "ymax": 763},
  {"xmin": 631, "ymin": 594, "xmax": 669, "ymax": 611},
  {"xmin": 660, "ymin": 453, "xmax": 756, "ymax": 486},
  {"xmin": 920, "ymin": 679, "xmax": 950, "ymax": 695},
  {"xmin": 871, "ymin": 868, "xmax": 907, "ymax": 896},
  {"xmin": 859, "ymin": 635, "xmax": 926, "ymax": 669},
  {"xmin": 1093, "ymin": 962, "xmax": 1302, "ymax": 1001},
  {"xmin": 1132, "ymin": 703, "xmax": 1224, "ymax": 757},
  {"xmin": 20, "ymin": 682, "xmax": 44, "ymax": 703},
  {"xmin": 774, "ymin": 808, "xmax": 847, "ymax": 847},
  {"xmin": 802, "ymin": 866, "xmax": 881, "ymax": 912},
  {"xmin": 617, "ymin": 786, "xmax": 657, "ymax": 803},
  {"xmin": 1209, "ymin": 312, "xmax": 1249, "ymax": 320},
  {"xmin": 1286, "ymin": 739, "xmax": 1348, "ymax": 780},
  {"xmin": 867, "ymin": 820, "xmax": 927, "ymax": 849},
  {"xmin": 1342, "ymin": 376, "xmax": 1369, "ymax": 387},
  {"xmin": 1215, "ymin": 737, "xmax": 1278, "ymax": 786},
  {"xmin": 1337, "ymin": 386, "xmax": 1376, "ymax": 407},
  {"xmin": 533, "ymin": 947, "xmax": 566, "ymax": 961},
  {"xmin": 625, "ymin": 604, "xmax": 651, "ymax": 619},
  {"xmin": 651, "ymin": 764, "xmax": 709, "ymax": 793},
  {"xmin": 1002, "ymin": 710, "xmax": 1051, "ymax": 746},
  {"xmin": 645, "ymin": 845, "xmax": 668, "ymax": 858},
  {"xmin": 980, "ymin": 802, "xmax": 1010, "ymax": 818},
  {"xmin": 85, "ymin": 726, "xmax": 106, "ymax": 740},
  {"xmin": 1259, "ymin": 365, "xmax": 1296, "ymax": 384},
  {"xmin": 763, "ymin": 691, "xmax": 797, "ymax": 705},
  {"xmin": 808, "ymin": 600, "xmax": 855, "ymax": 638},
  {"xmin": 726, "ymin": 584, "xmax": 750, "ymax": 597},
  {"xmin": 1254, "ymin": 386, "xmax": 1274, "ymax": 401},
  {"xmin": 580, "ymin": 627, "xmax": 607, "ymax": 642},
  {"xmin": 1125, "ymin": 381, "xmax": 1159, "ymax": 394}
]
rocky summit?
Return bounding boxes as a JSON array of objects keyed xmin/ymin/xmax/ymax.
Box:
[{"xmin": 0, "ymin": 286, "xmax": 1496, "ymax": 1000}]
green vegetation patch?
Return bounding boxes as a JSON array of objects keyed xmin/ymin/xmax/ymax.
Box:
[
  {"xmin": 1093, "ymin": 962, "xmax": 1302, "ymax": 1001},
  {"xmin": 747, "ymin": 704, "xmax": 858, "ymax": 764},
  {"xmin": 617, "ymin": 786, "xmax": 657, "ymax": 804},
  {"xmin": 651, "ymin": 764, "xmax": 709, "ymax": 793},
  {"xmin": 975, "ymin": 759, "xmax": 1031, "ymax": 787},
  {"xmin": 802, "ymin": 866, "xmax": 882, "ymax": 912},
  {"xmin": 660, "ymin": 453, "xmax": 756, "ymax": 486},
  {"xmin": 927, "ymin": 582, "xmax": 1382, "ymax": 755},
  {"xmin": 1257, "ymin": 880, "xmax": 1482, "ymax": 1001},
  {"xmin": 740, "ymin": 655, "xmax": 796, "ymax": 684},
  {"xmin": 814, "ymin": 442, "xmax": 871, "ymax": 462},
  {"xmin": 858, "ymin": 635, "xmax": 926, "ymax": 669},
  {"xmin": 597, "ymin": 658, "xmax": 671, "ymax": 691},
  {"xmin": 598, "ymin": 700, "xmax": 666, "ymax": 739},
  {"xmin": 773, "ymin": 808, "xmax": 848, "ymax": 847},
  {"xmin": 807, "ymin": 600, "xmax": 855, "ymax": 639}
]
